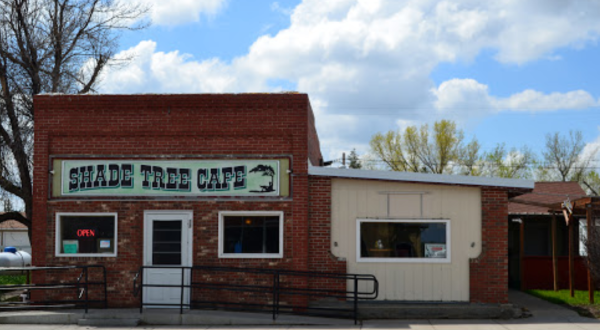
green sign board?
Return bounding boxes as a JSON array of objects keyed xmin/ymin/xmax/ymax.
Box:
[
  {"xmin": 61, "ymin": 159, "xmax": 280, "ymax": 197},
  {"xmin": 62, "ymin": 240, "xmax": 79, "ymax": 254}
]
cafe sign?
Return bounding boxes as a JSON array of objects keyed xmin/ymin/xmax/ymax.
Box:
[{"xmin": 60, "ymin": 159, "xmax": 281, "ymax": 197}]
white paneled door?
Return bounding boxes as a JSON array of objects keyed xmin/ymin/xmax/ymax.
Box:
[{"xmin": 143, "ymin": 211, "xmax": 192, "ymax": 308}]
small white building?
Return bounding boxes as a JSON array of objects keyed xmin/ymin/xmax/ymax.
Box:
[{"xmin": 0, "ymin": 218, "xmax": 30, "ymax": 253}]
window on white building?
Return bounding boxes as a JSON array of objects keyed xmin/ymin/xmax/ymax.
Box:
[{"xmin": 357, "ymin": 219, "xmax": 450, "ymax": 263}]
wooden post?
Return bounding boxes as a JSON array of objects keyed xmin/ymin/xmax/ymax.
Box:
[
  {"xmin": 569, "ymin": 218, "xmax": 575, "ymax": 298},
  {"xmin": 587, "ymin": 204, "xmax": 594, "ymax": 304},
  {"xmin": 552, "ymin": 213, "xmax": 558, "ymax": 291},
  {"xmin": 520, "ymin": 219, "xmax": 525, "ymax": 291}
]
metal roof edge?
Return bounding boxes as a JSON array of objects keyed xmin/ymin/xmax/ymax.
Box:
[{"xmin": 308, "ymin": 166, "xmax": 535, "ymax": 189}]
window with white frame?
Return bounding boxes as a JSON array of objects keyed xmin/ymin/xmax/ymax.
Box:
[
  {"xmin": 55, "ymin": 213, "xmax": 117, "ymax": 257},
  {"xmin": 357, "ymin": 219, "xmax": 450, "ymax": 263},
  {"xmin": 218, "ymin": 211, "xmax": 283, "ymax": 258}
]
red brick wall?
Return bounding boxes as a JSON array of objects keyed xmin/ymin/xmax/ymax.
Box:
[
  {"xmin": 470, "ymin": 187, "xmax": 509, "ymax": 304},
  {"xmin": 308, "ymin": 176, "xmax": 347, "ymax": 299},
  {"xmin": 32, "ymin": 94, "xmax": 317, "ymax": 307},
  {"xmin": 33, "ymin": 94, "xmax": 515, "ymax": 307},
  {"xmin": 306, "ymin": 102, "xmax": 322, "ymax": 166}
]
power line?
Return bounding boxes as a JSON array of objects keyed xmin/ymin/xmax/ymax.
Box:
[
  {"xmin": 318, "ymin": 107, "xmax": 600, "ymax": 116},
  {"xmin": 327, "ymin": 158, "xmax": 600, "ymax": 170}
]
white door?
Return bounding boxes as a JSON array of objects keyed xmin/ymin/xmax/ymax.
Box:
[{"xmin": 143, "ymin": 211, "xmax": 193, "ymax": 308}]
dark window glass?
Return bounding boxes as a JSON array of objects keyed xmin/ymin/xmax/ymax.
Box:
[
  {"xmin": 59, "ymin": 215, "xmax": 115, "ymax": 254},
  {"xmin": 557, "ymin": 218, "xmax": 571, "ymax": 257},
  {"xmin": 152, "ymin": 220, "xmax": 182, "ymax": 265},
  {"xmin": 223, "ymin": 216, "xmax": 280, "ymax": 254},
  {"xmin": 360, "ymin": 222, "xmax": 447, "ymax": 259},
  {"xmin": 524, "ymin": 220, "xmax": 550, "ymax": 256}
]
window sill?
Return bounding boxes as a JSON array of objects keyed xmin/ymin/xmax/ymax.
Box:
[
  {"xmin": 219, "ymin": 253, "xmax": 283, "ymax": 259},
  {"xmin": 357, "ymin": 257, "xmax": 451, "ymax": 263},
  {"xmin": 56, "ymin": 253, "xmax": 117, "ymax": 258}
]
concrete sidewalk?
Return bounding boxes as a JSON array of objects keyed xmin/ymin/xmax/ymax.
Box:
[
  {"xmin": 1, "ymin": 318, "xmax": 600, "ymax": 329},
  {"xmin": 0, "ymin": 308, "xmax": 357, "ymax": 326},
  {"xmin": 508, "ymin": 289, "xmax": 581, "ymax": 319},
  {"xmin": 0, "ymin": 291, "xmax": 599, "ymax": 329}
]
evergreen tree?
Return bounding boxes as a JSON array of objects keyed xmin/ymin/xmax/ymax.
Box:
[{"xmin": 348, "ymin": 149, "xmax": 361, "ymax": 169}]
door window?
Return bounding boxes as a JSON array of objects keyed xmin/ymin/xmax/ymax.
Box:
[{"xmin": 152, "ymin": 220, "xmax": 182, "ymax": 265}]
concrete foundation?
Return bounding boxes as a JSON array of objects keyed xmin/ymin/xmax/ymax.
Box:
[{"xmin": 359, "ymin": 303, "xmax": 522, "ymax": 319}]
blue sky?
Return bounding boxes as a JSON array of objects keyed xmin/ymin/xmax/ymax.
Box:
[
  {"xmin": 121, "ymin": 0, "xmax": 302, "ymax": 61},
  {"xmin": 103, "ymin": 0, "xmax": 600, "ymax": 166}
]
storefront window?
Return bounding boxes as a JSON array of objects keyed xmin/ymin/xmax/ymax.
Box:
[
  {"xmin": 218, "ymin": 211, "xmax": 283, "ymax": 258},
  {"xmin": 55, "ymin": 213, "xmax": 117, "ymax": 257},
  {"xmin": 357, "ymin": 219, "xmax": 450, "ymax": 262}
]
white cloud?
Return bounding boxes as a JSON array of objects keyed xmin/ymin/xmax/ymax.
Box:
[
  {"xmin": 434, "ymin": 79, "xmax": 493, "ymax": 114},
  {"xmin": 271, "ymin": 2, "xmax": 293, "ymax": 16},
  {"xmin": 497, "ymin": 90, "xmax": 599, "ymax": 111},
  {"xmin": 582, "ymin": 129, "xmax": 600, "ymax": 166},
  {"xmin": 101, "ymin": 0, "xmax": 600, "ymax": 157},
  {"xmin": 129, "ymin": 0, "xmax": 227, "ymax": 25},
  {"xmin": 100, "ymin": 41, "xmax": 263, "ymax": 93},
  {"xmin": 433, "ymin": 78, "xmax": 599, "ymax": 114}
]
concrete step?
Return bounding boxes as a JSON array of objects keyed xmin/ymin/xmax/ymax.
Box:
[{"xmin": 77, "ymin": 318, "xmax": 140, "ymax": 326}]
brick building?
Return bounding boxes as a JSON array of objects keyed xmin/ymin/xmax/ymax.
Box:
[
  {"xmin": 508, "ymin": 182, "xmax": 589, "ymax": 291},
  {"xmin": 33, "ymin": 93, "xmax": 533, "ymax": 308}
]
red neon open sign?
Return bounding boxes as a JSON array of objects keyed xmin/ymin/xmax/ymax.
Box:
[{"xmin": 77, "ymin": 229, "xmax": 96, "ymax": 237}]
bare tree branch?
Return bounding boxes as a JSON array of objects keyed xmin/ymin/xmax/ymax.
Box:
[
  {"xmin": 583, "ymin": 180, "xmax": 599, "ymax": 196},
  {"xmin": 0, "ymin": 0, "xmax": 150, "ymax": 237}
]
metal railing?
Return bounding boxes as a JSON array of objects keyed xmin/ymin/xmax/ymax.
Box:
[
  {"xmin": 0, "ymin": 265, "xmax": 107, "ymax": 312},
  {"xmin": 133, "ymin": 265, "xmax": 378, "ymax": 324}
]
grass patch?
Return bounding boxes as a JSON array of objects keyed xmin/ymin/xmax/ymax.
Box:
[
  {"xmin": 526, "ymin": 290, "xmax": 600, "ymax": 306},
  {"xmin": 0, "ymin": 274, "xmax": 27, "ymax": 285},
  {"xmin": 0, "ymin": 274, "xmax": 27, "ymax": 302}
]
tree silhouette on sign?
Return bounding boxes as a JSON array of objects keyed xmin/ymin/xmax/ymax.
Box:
[{"xmin": 249, "ymin": 165, "xmax": 275, "ymax": 193}]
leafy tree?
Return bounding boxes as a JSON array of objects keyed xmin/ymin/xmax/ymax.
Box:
[
  {"xmin": 459, "ymin": 139, "xmax": 481, "ymax": 176},
  {"xmin": 357, "ymin": 152, "xmax": 381, "ymax": 170},
  {"xmin": 581, "ymin": 171, "xmax": 600, "ymax": 196},
  {"xmin": 481, "ymin": 144, "xmax": 534, "ymax": 179},
  {"xmin": 0, "ymin": 0, "xmax": 148, "ymax": 235},
  {"xmin": 369, "ymin": 120, "xmax": 478, "ymax": 175},
  {"xmin": 370, "ymin": 123, "xmax": 600, "ymax": 186},
  {"xmin": 541, "ymin": 131, "xmax": 596, "ymax": 182},
  {"xmin": 348, "ymin": 149, "xmax": 361, "ymax": 169},
  {"xmin": 370, "ymin": 130, "xmax": 413, "ymax": 172},
  {"xmin": 536, "ymin": 130, "xmax": 599, "ymax": 195}
]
